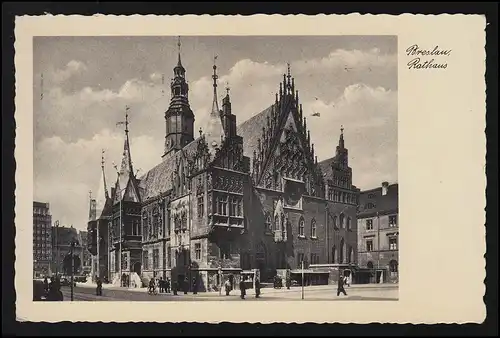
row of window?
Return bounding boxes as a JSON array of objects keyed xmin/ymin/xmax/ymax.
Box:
[
  {"xmin": 365, "ymin": 237, "xmax": 398, "ymax": 252},
  {"xmin": 365, "ymin": 215, "xmax": 398, "ymax": 230},
  {"xmin": 327, "ymin": 189, "xmax": 357, "ymax": 204},
  {"xmin": 33, "ymin": 207, "xmax": 50, "ymax": 215},
  {"xmin": 215, "ymin": 195, "xmax": 243, "ymax": 217}
]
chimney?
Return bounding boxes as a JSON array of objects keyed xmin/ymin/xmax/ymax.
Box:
[{"xmin": 382, "ymin": 181, "xmax": 389, "ymax": 196}]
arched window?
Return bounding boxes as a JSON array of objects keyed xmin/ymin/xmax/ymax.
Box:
[
  {"xmin": 347, "ymin": 217, "xmax": 352, "ymax": 231},
  {"xmin": 274, "ymin": 215, "xmax": 279, "ymax": 232},
  {"xmin": 340, "ymin": 238, "xmax": 345, "ymax": 263},
  {"xmin": 367, "ymin": 261, "xmax": 374, "ymax": 269},
  {"xmin": 389, "ymin": 260, "xmax": 398, "ymax": 278},
  {"xmin": 348, "ymin": 246, "xmax": 353, "ymax": 263},
  {"xmin": 333, "ymin": 215, "xmax": 338, "ymax": 229},
  {"xmin": 265, "ymin": 214, "xmax": 272, "ymax": 233},
  {"xmin": 339, "ymin": 214, "xmax": 345, "ymax": 229},
  {"xmin": 331, "ymin": 246, "xmax": 337, "ymax": 264},
  {"xmin": 298, "ymin": 217, "xmax": 305, "ymax": 237},
  {"xmin": 311, "ymin": 219, "xmax": 317, "ymax": 238},
  {"xmin": 142, "ymin": 211, "xmax": 148, "ymax": 241}
]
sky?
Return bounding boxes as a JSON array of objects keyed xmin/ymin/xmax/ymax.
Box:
[{"xmin": 33, "ymin": 36, "xmax": 398, "ymax": 230}]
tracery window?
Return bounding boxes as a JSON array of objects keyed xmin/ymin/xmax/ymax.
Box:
[
  {"xmin": 311, "ymin": 219, "xmax": 317, "ymax": 238},
  {"xmin": 298, "ymin": 217, "xmax": 305, "ymax": 237}
]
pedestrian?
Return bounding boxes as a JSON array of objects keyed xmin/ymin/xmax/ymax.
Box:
[
  {"xmin": 172, "ymin": 279, "xmax": 178, "ymax": 295},
  {"xmin": 96, "ymin": 277, "xmax": 103, "ymax": 296},
  {"xmin": 43, "ymin": 276, "xmax": 49, "ymax": 295},
  {"xmin": 239, "ymin": 277, "xmax": 246, "ymax": 299},
  {"xmin": 255, "ymin": 277, "xmax": 261, "ymax": 298},
  {"xmin": 183, "ymin": 276, "xmax": 189, "ymax": 294},
  {"xmin": 286, "ymin": 275, "xmax": 291, "ymax": 290},
  {"xmin": 159, "ymin": 277, "xmax": 164, "ymax": 293},
  {"xmin": 192, "ymin": 277, "xmax": 198, "ymax": 295},
  {"xmin": 165, "ymin": 278, "xmax": 171, "ymax": 293},
  {"xmin": 148, "ymin": 278, "xmax": 155, "ymax": 295},
  {"xmin": 337, "ymin": 275, "xmax": 347, "ymax": 296},
  {"xmin": 224, "ymin": 279, "xmax": 232, "ymax": 296},
  {"xmin": 344, "ymin": 275, "xmax": 350, "ymax": 287}
]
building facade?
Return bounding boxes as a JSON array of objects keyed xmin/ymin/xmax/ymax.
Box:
[
  {"xmin": 357, "ymin": 182, "xmax": 399, "ymax": 283},
  {"xmin": 51, "ymin": 225, "xmax": 82, "ymax": 275},
  {"xmin": 88, "ymin": 44, "xmax": 360, "ymax": 290},
  {"xmin": 33, "ymin": 201, "xmax": 53, "ymax": 278},
  {"xmin": 78, "ymin": 230, "xmax": 92, "ymax": 275}
]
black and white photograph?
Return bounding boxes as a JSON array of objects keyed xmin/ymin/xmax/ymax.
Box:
[
  {"xmin": 32, "ymin": 35, "xmax": 398, "ymax": 302},
  {"xmin": 14, "ymin": 14, "xmax": 487, "ymax": 324}
]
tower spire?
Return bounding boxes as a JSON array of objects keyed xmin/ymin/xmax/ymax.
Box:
[
  {"xmin": 211, "ymin": 55, "xmax": 219, "ymax": 115},
  {"xmin": 339, "ymin": 125, "xmax": 345, "ymax": 149},
  {"xmin": 101, "ymin": 149, "xmax": 109, "ymax": 200},
  {"xmin": 177, "ymin": 36, "xmax": 182, "ymax": 66}
]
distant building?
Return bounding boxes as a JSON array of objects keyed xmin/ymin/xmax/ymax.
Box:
[
  {"xmin": 51, "ymin": 225, "xmax": 82, "ymax": 275},
  {"xmin": 78, "ymin": 230, "xmax": 92, "ymax": 275},
  {"xmin": 357, "ymin": 182, "xmax": 399, "ymax": 284},
  {"xmin": 33, "ymin": 201, "xmax": 52, "ymax": 278}
]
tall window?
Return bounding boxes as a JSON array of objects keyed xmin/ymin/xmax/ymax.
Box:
[
  {"xmin": 265, "ymin": 214, "xmax": 272, "ymax": 233},
  {"xmin": 297, "ymin": 253, "xmax": 305, "ymax": 267},
  {"xmin": 311, "ymin": 219, "xmax": 317, "ymax": 238},
  {"xmin": 340, "ymin": 238, "xmax": 345, "ymax": 263},
  {"xmin": 195, "ymin": 243, "xmax": 201, "ymax": 260},
  {"xmin": 331, "ymin": 246, "xmax": 337, "ymax": 263},
  {"xmin": 274, "ymin": 215, "xmax": 279, "ymax": 232},
  {"xmin": 366, "ymin": 240, "xmax": 374, "ymax": 252},
  {"xmin": 333, "ymin": 215, "xmax": 338, "ymax": 229},
  {"xmin": 389, "ymin": 237, "xmax": 398, "ymax": 250},
  {"xmin": 339, "ymin": 214, "xmax": 345, "ymax": 229},
  {"xmin": 298, "ymin": 217, "xmax": 305, "ymax": 237},
  {"xmin": 389, "ymin": 260, "xmax": 398, "ymax": 278},
  {"xmin": 310, "ymin": 253, "xmax": 319, "ymax": 265},
  {"xmin": 197, "ymin": 195, "xmax": 204, "ymax": 218},
  {"xmin": 222, "ymin": 197, "xmax": 227, "ymax": 216},
  {"xmin": 389, "ymin": 215, "xmax": 398, "ymax": 227},
  {"xmin": 153, "ymin": 249, "xmax": 159, "ymax": 269},
  {"xmin": 143, "ymin": 250, "xmax": 149, "ymax": 270},
  {"xmin": 366, "ymin": 219, "xmax": 373, "ymax": 230},
  {"xmin": 347, "ymin": 217, "xmax": 352, "ymax": 231},
  {"xmin": 231, "ymin": 197, "xmax": 237, "ymax": 216}
]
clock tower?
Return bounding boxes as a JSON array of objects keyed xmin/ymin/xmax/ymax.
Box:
[{"xmin": 162, "ymin": 37, "xmax": 195, "ymax": 160}]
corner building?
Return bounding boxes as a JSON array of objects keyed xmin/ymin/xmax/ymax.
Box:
[{"xmin": 96, "ymin": 46, "xmax": 360, "ymax": 290}]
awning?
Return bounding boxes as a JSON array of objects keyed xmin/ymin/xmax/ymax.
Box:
[{"xmin": 290, "ymin": 269, "xmax": 329, "ymax": 274}]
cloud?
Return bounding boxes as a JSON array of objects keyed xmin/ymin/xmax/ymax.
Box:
[
  {"xmin": 50, "ymin": 60, "xmax": 88, "ymax": 84},
  {"xmin": 34, "ymin": 47, "xmax": 397, "ymax": 229},
  {"xmin": 34, "ymin": 129, "xmax": 163, "ymax": 229}
]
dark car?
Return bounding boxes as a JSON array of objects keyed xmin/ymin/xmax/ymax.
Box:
[
  {"xmin": 74, "ymin": 275, "xmax": 87, "ymax": 283},
  {"xmin": 60, "ymin": 276, "xmax": 77, "ymax": 287}
]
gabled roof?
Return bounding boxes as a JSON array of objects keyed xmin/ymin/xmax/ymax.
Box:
[
  {"xmin": 237, "ymin": 104, "xmax": 274, "ymax": 168},
  {"xmin": 318, "ymin": 157, "xmax": 335, "ymax": 181}
]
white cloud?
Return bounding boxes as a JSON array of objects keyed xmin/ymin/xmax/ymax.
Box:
[
  {"xmin": 50, "ymin": 60, "xmax": 88, "ymax": 84},
  {"xmin": 34, "ymin": 129, "xmax": 163, "ymax": 230},
  {"xmin": 35, "ymin": 47, "xmax": 397, "ymax": 229}
]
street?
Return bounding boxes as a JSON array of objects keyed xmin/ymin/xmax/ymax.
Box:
[{"xmin": 60, "ymin": 284, "xmax": 398, "ymax": 302}]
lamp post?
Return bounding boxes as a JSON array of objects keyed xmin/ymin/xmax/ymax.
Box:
[
  {"xmin": 376, "ymin": 211, "xmax": 381, "ymax": 283},
  {"xmin": 70, "ymin": 239, "xmax": 79, "ymax": 301},
  {"xmin": 54, "ymin": 220, "xmax": 59, "ymax": 276},
  {"xmin": 301, "ymin": 260, "xmax": 304, "ymax": 300}
]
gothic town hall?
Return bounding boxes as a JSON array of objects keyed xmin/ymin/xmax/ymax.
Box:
[{"xmin": 87, "ymin": 44, "xmax": 360, "ymax": 292}]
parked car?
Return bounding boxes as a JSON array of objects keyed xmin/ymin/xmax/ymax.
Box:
[
  {"xmin": 74, "ymin": 275, "xmax": 87, "ymax": 283},
  {"xmin": 60, "ymin": 276, "xmax": 76, "ymax": 287}
]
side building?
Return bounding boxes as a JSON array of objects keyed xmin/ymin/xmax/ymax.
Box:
[
  {"xmin": 357, "ymin": 182, "xmax": 399, "ymax": 284},
  {"xmin": 52, "ymin": 225, "xmax": 83, "ymax": 276},
  {"xmin": 33, "ymin": 201, "xmax": 53, "ymax": 278}
]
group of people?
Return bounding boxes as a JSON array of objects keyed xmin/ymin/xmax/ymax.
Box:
[
  {"xmin": 42, "ymin": 276, "xmax": 64, "ymax": 301},
  {"xmin": 148, "ymin": 276, "xmax": 199, "ymax": 296},
  {"xmin": 223, "ymin": 275, "xmax": 261, "ymax": 299}
]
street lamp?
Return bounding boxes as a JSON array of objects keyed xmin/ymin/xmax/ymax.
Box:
[{"xmin": 70, "ymin": 239, "xmax": 79, "ymax": 301}]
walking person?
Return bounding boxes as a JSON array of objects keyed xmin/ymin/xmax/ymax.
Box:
[
  {"xmin": 158, "ymin": 277, "xmax": 164, "ymax": 293},
  {"xmin": 255, "ymin": 276, "xmax": 261, "ymax": 299},
  {"xmin": 165, "ymin": 278, "xmax": 171, "ymax": 293},
  {"xmin": 337, "ymin": 275, "xmax": 348, "ymax": 296},
  {"xmin": 192, "ymin": 277, "xmax": 198, "ymax": 295},
  {"xmin": 224, "ymin": 278, "xmax": 232, "ymax": 296},
  {"xmin": 285, "ymin": 275, "xmax": 291, "ymax": 290},
  {"xmin": 96, "ymin": 276, "xmax": 103, "ymax": 296},
  {"xmin": 239, "ymin": 276, "xmax": 246, "ymax": 299},
  {"xmin": 183, "ymin": 276, "xmax": 189, "ymax": 295},
  {"xmin": 172, "ymin": 279, "xmax": 178, "ymax": 295}
]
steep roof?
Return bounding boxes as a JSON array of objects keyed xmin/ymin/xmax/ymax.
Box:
[
  {"xmin": 237, "ymin": 105, "xmax": 274, "ymax": 167},
  {"xmin": 318, "ymin": 157, "xmax": 335, "ymax": 180},
  {"xmin": 139, "ymin": 136, "xmax": 203, "ymax": 201},
  {"xmin": 358, "ymin": 183, "xmax": 399, "ymax": 217}
]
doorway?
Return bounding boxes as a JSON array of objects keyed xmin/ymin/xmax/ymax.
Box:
[{"xmin": 133, "ymin": 262, "xmax": 141, "ymax": 275}]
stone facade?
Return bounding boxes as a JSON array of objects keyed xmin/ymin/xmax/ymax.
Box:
[
  {"xmin": 88, "ymin": 47, "xmax": 361, "ymax": 289},
  {"xmin": 357, "ymin": 182, "xmax": 399, "ymax": 283}
]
